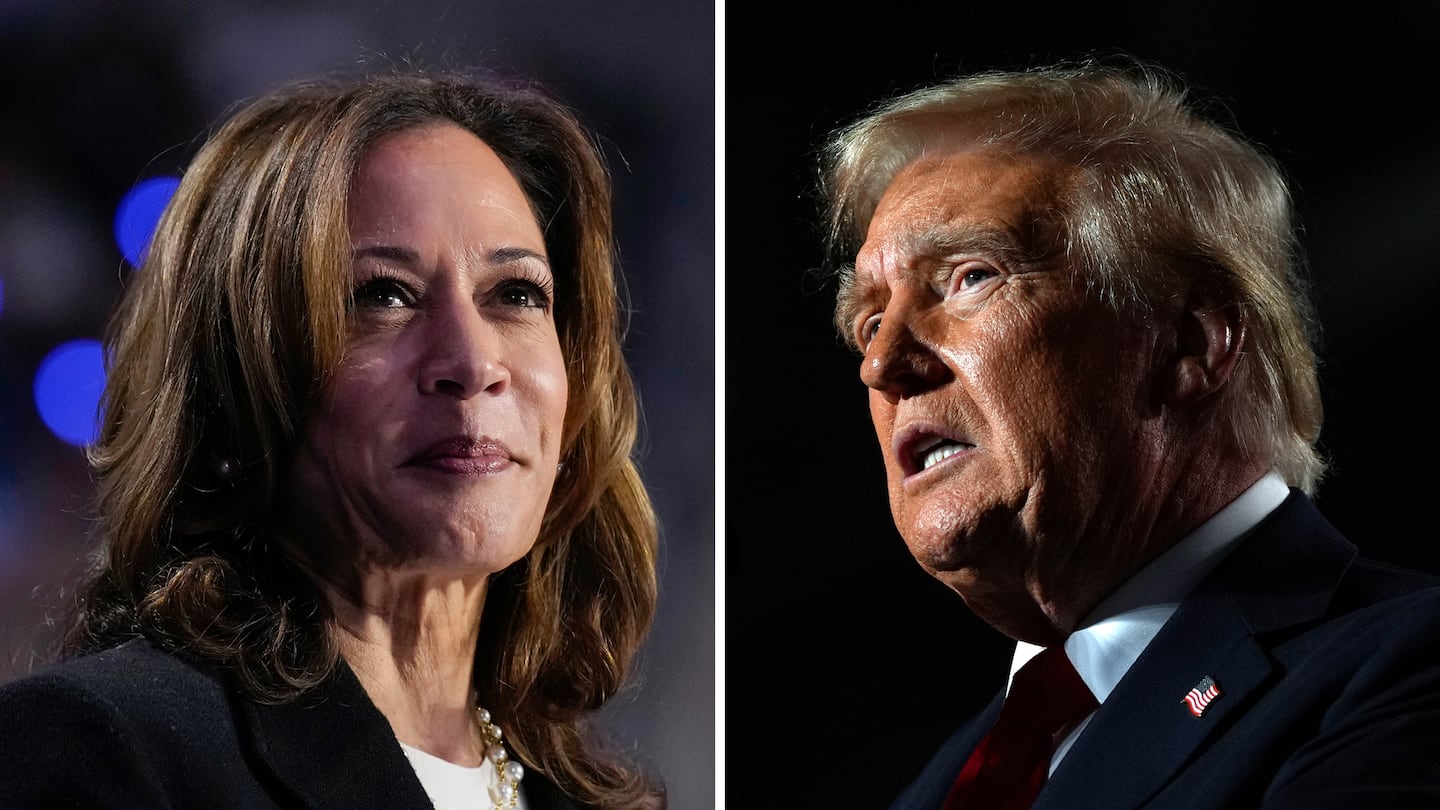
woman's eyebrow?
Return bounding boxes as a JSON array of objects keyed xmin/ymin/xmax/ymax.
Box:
[
  {"xmin": 353, "ymin": 245, "xmax": 550, "ymax": 268},
  {"xmin": 352, "ymin": 244, "xmax": 420, "ymax": 264},
  {"xmin": 492, "ymin": 246, "xmax": 550, "ymax": 267}
]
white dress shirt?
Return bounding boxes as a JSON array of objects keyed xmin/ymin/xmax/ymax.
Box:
[{"xmin": 1005, "ymin": 472, "xmax": 1291, "ymax": 774}]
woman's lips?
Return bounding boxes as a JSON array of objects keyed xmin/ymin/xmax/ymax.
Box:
[{"xmin": 405, "ymin": 437, "xmax": 514, "ymax": 474}]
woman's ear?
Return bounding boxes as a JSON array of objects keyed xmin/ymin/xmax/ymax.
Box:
[{"xmin": 1163, "ymin": 286, "xmax": 1246, "ymax": 407}]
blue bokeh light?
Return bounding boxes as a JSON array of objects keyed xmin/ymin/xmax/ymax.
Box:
[
  {"xmin": 33, "ymin": 338, "xmax": 106, "ymax": 447},
  {"xmin": 114, "ymin": 175, "xmax": 181, "ymax": 268}
]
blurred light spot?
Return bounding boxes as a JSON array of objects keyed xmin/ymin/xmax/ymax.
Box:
[
  {"xmin": 114, "ymin": 176, "xmax": 180, "ymax": 268},
  {"xmin": 34, "ymin": 338, "xmax": 106, "ymax": 447}
]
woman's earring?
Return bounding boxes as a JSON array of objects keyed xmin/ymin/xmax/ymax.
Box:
[{"xmin": 214, "ymin": 456, "xmax": 239, "ymax": 483}]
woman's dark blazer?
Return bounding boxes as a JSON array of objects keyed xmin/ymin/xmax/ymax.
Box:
[{"xmin": 0, "ymin": 638, "xmax": 583, "ymax": 809}]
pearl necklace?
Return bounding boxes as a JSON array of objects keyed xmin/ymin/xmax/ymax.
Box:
[{"xmin": 478, "ymin": 706, "xmax": 524, "ymax": 808}]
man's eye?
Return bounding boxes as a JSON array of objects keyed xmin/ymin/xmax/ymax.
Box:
[
  {"xmin": 351, "ymin": 278, "xmax": 413, "ymax": 309},
  {"xmin": 858, "ymin": 313, "xmax": 882, "ymax": 347},
  {"xmin": 959, "ymin": 267, "xmax": 997, "ymax": 288}
]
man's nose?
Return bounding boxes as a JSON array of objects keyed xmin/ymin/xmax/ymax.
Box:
[{"xmin": 859, "ymin": 307, "xmax": 947, "ymax": 397}]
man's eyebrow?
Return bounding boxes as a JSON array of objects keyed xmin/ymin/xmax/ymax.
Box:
[
  {"xmin": 835, "ymin": 263, "xmax": 880, "ymax": 343},
  {"xmin": 902, "ymin": 222, "xmax": 1031, "ymax": 263},
  {"xmin": 834, "ymin": 222, "xmax": 1041, "ymax": 341}
]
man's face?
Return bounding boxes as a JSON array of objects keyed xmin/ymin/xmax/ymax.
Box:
[{"xmin": 843, "ymin": 149, "xmax": 1165, "ymax": 640}]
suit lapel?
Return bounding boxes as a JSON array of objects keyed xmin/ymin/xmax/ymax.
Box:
[
  {"xmin": 237, "ymin": 661, "xmax": 434, "ymax": 809},
  {"xmin": 1036, "ymin": 588, "xmax": 1274, "ymax": 809},
  {"xmin": 236, "ymin": 659, "xmax": 583, "ymax": 809},
  {"xmin": 1035, "ymin": 491, "xmax": 1357, "ymax": 810}
]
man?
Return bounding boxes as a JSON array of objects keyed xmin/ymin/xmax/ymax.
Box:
[{"xmin": 816, "ymin": 59, "xmax": 1440, "ymax": 809}]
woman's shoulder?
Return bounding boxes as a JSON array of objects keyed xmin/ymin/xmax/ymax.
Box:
[
  {"xmin": 0, "ymin": 636, "xmax": 229, "ymax": 719},
  {"xmin": 0, "ymin": 637, "xmax": 260, "ymax": 805}
]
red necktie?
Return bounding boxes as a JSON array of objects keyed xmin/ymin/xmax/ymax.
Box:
[{"xmin": 941, "ymin": 646, "xmax": 1098, "ymax": 810}]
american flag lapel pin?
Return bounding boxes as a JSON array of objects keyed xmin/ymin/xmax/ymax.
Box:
[{"xmin": 1182, "ymin": 675, "xmax": 1222, "ymax": 717}]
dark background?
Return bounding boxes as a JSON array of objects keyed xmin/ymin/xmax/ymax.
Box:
[
  {"xmin": 0, "ymin": 2, "xmax": 713, "ymax": 808},
  {"xmin": 726, "ymin": 6, "xmax": 1440, "ymax": 808}
]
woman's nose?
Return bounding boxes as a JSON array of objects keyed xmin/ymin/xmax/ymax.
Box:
[{"xmin": 416, "ymin": 296, "xmax": 510, "ymax": 398}]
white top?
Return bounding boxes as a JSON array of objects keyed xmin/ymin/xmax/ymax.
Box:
[
  {"xmin": 400, "ymin": 742, "xmax": 529, "ymax": 810},
  {"xmin": 1006, "ymin": 472, "xmax": 1291, "ymax": 774}
]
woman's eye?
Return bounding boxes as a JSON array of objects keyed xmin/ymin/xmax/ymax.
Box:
[
  {"xmin": 352, "ymin": 278, "xmax": 413, "ymax": 309},
  {"xmin": 498, "ymin": 280, "xmax": 552, "ymax": 311}
]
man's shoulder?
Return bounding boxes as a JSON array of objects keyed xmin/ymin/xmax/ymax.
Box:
[
  {"xmin": 1340, "ymin": 553, "xmax": 1440, "ymax": 604},
  {"xmin": 1287, "ymin": 563, "xmax": 1440, "ymax": 668},
  {"xmin": 1224, "ymin": 500, "xmax": 1440, "ymax": 667},
  {"xmin": 1296, "ymin": 527, "xmax": 1440, "ymax": 647},
  {"xmin": 1221, "ymin": 490, "xmax": 1440, "ymax": 618}
]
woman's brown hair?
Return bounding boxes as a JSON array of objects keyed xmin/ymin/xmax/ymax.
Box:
[{"xmin": 66, "ymin": 68, "xmax": 661, "ymax": 808}]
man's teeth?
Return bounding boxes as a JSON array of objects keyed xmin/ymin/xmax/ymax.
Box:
[{"xmin": 921, "ymin": 443, "xmax": 968, "ymax": 470}]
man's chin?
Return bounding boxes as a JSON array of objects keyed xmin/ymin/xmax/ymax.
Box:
[
  {"xmin": 944, "ymin": 575, "xmax": 1067, "ymax": 644},
  {"xmin": 904, "ymin": 527, "xmax": 994, "ymax": 575}
]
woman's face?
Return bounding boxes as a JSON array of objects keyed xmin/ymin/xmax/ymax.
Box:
[{"xmin": 280, "ymin": 122, "xmax": 568, "ymax": 582}]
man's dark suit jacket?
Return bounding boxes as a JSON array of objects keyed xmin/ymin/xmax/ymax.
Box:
[
  {"xmin": 892, "ymin": 490, "xmax": 1440, "ymax": 809},
  {"xmin": 0, "ymin": 638, "xmax": 586, "ymax": 808}
]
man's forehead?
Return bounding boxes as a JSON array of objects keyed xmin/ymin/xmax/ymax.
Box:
[
  {"xmin": 871, "ymin": 150, "xmax": 1066, "ymax": 226},
  {"xmin": 856, "ymin": 151, "xmax": 1071, "ymax": 278}
]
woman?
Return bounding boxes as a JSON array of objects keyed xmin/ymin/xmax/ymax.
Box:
[{"xmin": 0, "ymin": 69, "xmax": 662, "ymax": 810}]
